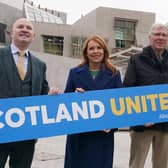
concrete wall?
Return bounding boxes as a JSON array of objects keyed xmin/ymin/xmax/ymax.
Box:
[
  {"xmin": 135, "ymin": 12, "xmax": 155, "ymax": 46},
  {"xmin": 72, "ymin": 8, "xmax": 97, "ymax": 36},
  {"xmin": 0, "ymin": 0, "xmax": 24, "ymax": 10},
  {"xmin": 31, "ymin": 51, "xmax": 80, "ymax": 90},
  {"xmin": 0, "ymin": 2, "xmax": 23, "ymax": 44},
  {"xmin": 0, "ymin": 3, "xmax": 23, "ymax": 28}
]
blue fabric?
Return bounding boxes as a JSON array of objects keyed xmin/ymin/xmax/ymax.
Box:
[{"xmin": 64, "ymin": 64, "xmax": 122, "ymax": 168}]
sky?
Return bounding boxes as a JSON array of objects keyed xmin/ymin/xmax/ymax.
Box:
[{"xmin": 32, "ymin": 0, "xmax": 168, "ymax": 24}]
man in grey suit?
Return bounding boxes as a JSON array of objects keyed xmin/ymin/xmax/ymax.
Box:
[{"xmin": 0, "ymin": 18, "xmax": 49, "ymax": 168}]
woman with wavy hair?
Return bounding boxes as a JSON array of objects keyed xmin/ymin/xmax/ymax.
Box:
[{"xmin": 64, "ymin": 35, "xmax": 122, "ymax": 168}]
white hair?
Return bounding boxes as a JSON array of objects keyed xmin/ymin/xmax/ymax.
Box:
[{"xmin": 148, "ymin": 23, "xmax": 168, "ymax": 36}]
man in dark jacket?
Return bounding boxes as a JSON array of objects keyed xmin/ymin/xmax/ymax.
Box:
[
  {"xmin": 124, "ymin": 23, "xmax": 168, "ymax": 168},
  {"xmin": 0, "ymin": 18, "xmax": 49, "ymax": 168}
]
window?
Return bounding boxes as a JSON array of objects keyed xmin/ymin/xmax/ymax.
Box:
[
  {"xmin": 26, "ymin": 6, "xmax": 35, "ymax": 21},
  {"xmin": 71, "ymin": 36, "xmax": 86, "ymax": 58},
  {"xmin": 43, "ymin": 35, "xmax": 64, "ymax": 56},
  {"xmin": 0, "ymin": 23, "xmax": 7, "ymax": 43},
  {"xmin": 24, "ymin": 3, "xmax": 64, "ymax": 24},
  {"xmin": 34, "ymin": 10, "xmax": 43, "ymax": 22},
  {"xmin": 114, "ymin": 19, "xmax": 136, "ymax": 48}
]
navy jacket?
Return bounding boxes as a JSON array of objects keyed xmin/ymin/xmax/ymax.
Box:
[
  {"xmin": 64, "ymin": 63, "xmax": 122, "ymax": 168},
  {"xmin": 65, "ymin": 64, "xmax": 122, "ymax": 92}
]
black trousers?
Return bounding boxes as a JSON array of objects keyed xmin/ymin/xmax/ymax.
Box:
[{"xmin": 0, "ymin": 140, "xmax": 36, "ymax": 168}]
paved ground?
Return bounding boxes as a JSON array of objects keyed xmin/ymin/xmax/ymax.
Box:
[{"xmin": 30, "ymin": 131, "xmax": 152, "ymax": 168}]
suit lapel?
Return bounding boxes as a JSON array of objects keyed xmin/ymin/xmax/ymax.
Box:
[
  {"xmin": 94, "ymin": 66, "xmax": 112, "ymax": 89},
  {"xmin": 2, "ymin": 46, "xmax": 17, "ymax": 93},
  {"xmin": 77, "ymin": 64, "xmax": 112, "ymax": 90},
  {"xmin": 30, "ymin": 53, "xmax": 41, "ymax": 95},
  {"xmin": 77, "ymin": 64, "xmax": 96, "ymax": 90},
  {"xmin": 77, "ymin": 64, "xmax": 113, "ymax": 90}
]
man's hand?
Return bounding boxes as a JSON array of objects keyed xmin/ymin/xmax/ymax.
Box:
[
  {"xmin": 144, "ymin": 123, "xmax": 154, "ymax": 127},
  {"xmin": 48, "ymin": 87, "xmax": 62, "ymax": 95}
]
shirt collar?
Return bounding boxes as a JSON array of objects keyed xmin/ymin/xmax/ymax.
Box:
[{"xmin": 10, "ymin": 43, "xmax": 29, "ymax": 57}]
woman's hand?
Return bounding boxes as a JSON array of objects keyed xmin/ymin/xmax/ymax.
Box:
[{"xmin": 75, "ymin": 88, "xmax": 85, "ymax": 93}]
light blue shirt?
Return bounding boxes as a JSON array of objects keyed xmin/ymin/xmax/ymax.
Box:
[{"xmin": 10, "ymin": 44, "xmax": 29, "ymax": 72}]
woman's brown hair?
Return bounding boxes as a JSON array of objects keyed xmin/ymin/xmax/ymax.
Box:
[{"xmin": 78, "ymin": 35, "xmax": 117, "ymax": 74}]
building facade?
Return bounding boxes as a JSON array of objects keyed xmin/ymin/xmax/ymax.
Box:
[{"xmin": 0, "ymin": 0, "xmax": 155, "ymax": 58}]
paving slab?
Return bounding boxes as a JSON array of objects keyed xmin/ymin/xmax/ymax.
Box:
[
  {"xmin": 4, "ymin": 131, "xmax": 152, "ymax": 168},
  {"xmin": 31, "ymin": 131, "xmax": 152, "ymax": 168}
]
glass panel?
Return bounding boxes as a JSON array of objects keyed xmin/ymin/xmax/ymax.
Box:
[
  {"xmin": 71, "ymin": 36, "xmax": 86, "ymax": 58},
  {"xmin": 42, "ymin": 13, "xmax": 49, "ymax": 22},
  {"xmin": 26, "ymin": 6, "xmax": 35, "ymax": 21},
  {"xmin": 35, "ymin": 14, "xmax": 43, "ymax": 22},
  {"xmin": 25, "ymin": 3, "xmax": 64, "ymax": 24},
  {"xmin": 114, "ymin": 19, "xmax": 136, "ymax": 48},
  {"xmin": 43, "ymin": 35, "xmax": 64, "ymax": 56}
]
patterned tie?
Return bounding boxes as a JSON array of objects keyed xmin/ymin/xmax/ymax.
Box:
[{"xmin": 17, "ymin": 51, "xmax": 26, "ymax": 80}]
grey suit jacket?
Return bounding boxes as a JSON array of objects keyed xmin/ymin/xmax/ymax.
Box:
[{"xmin": 0, "ymin": 46, "xmax": 49, "ymax": 98}]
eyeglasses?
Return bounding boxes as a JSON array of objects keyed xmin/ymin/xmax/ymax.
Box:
[{"xmin": 152, "ymin": 32, "xmax": 168, "ymax": 37}]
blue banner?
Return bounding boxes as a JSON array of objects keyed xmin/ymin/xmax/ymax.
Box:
[{"xmin": 0, "ymin": 84, "xmax": 168, "ymax": 143}]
